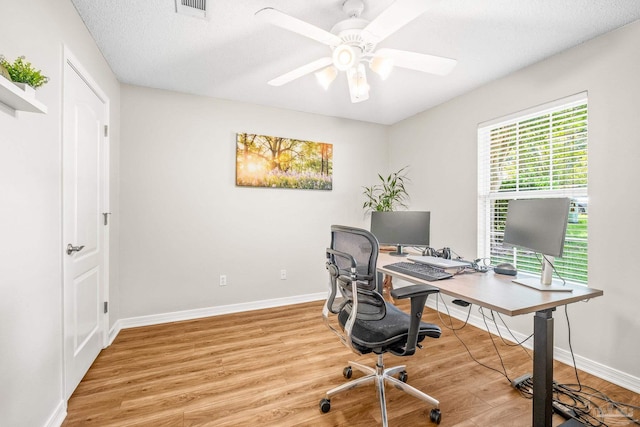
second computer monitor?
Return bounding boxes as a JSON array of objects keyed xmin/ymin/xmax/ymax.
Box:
[
  {"xmin": 503, "ymin": 197, "xmax": 570, "ymax": 259},
  {"xmin": 370, "ymin": 211, "xmax": 430, "ymax": 256},
  {"xmin": 503, "ymin": 197, "xmax": 571, "ymax": 289}
]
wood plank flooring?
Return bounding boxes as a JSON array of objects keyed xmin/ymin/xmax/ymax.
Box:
[{"xmin": 63, "ymin": 300, "xmax": 639, "ymax": 426}]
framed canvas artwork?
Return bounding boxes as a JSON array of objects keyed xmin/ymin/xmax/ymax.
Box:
[{"xmin": 236, "ymin": 133, "xmax": 333, "ymax": 190}]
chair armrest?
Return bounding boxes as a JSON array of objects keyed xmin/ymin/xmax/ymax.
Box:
[
  {"xmin": 326, "ymin": 248, "xmax": 357, "ymax": 273},
  {"xmin": 390, "ymin": 284, "xmax": 440, "ymax": 357},
  {"xmin": 391, "ymin": 284, "xmax": 439, "ymax": 300}
]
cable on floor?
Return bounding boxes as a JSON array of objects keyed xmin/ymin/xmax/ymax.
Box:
[
  {"xmin": 511, "ymin": 305, "xmax": 640, "ymax": 426},
  {"xmin": 433, "ymin": 267, "xmax": 638, "ymax": 426}
]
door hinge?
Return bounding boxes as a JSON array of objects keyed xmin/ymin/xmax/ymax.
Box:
[
  {"xmin": 103, "ymin": 212, "xmax": 111, "ymax": 226},
  {"xmin": 104, "ymin": 301, "xmax": 108, "ymax": 314},
  {"xmin": 104, "ymin": 125, "xmax": 109, "ymax": 137}
]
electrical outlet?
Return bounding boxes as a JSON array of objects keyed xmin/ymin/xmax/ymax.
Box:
[
  {"xmin": 219, "ymin": 274, "xmax": 227, "ymax": 286},
  {"xmin": 280, "ymin": 269, "xmax": 287, "ymax": 280}
]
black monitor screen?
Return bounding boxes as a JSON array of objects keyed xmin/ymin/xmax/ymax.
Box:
[
  {"xmin": 503, "ymin": 198, "xmax": 570, "ymax": 258},
  {"xmin": 370, "ymin": 211, "xmax": 430, "ymax": 256}
]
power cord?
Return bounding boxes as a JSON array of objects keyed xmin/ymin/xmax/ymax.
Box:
[
  {"xmin": 437, "ymin": 293, "xmax": 639, "ymax": 425},
  {"xmin": 478, "ymin": 307, "xmax": 516, "ymax": 383},
  {"xmin": 435, "ymin": 292, "xmax": 472, "ymax": 332},
  {"xmin": 477, "ymin": 308, "xmax": 533, "ymax": 357},
  {"xmin": 511, "ymin": 305, "xmax": 640, "ymax": 426},
  {"xmin": 435, "ymin": 294, "xmax": 514, "ymax": 381},
  {"xmin": 514, "ymin": 376, "xmax": 640, "ymax": 426}
]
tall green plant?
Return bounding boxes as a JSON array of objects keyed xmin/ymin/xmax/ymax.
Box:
[{"xmin": 362, "ymin": 166, "xmax": 410, "ymax": 212}]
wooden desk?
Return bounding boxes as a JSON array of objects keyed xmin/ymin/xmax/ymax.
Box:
[{"xmin": 377, "ymin": 252, "xmax": 604, "ymax": 427}]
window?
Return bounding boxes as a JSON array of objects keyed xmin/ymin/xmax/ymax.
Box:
[{"xmin": 478, "ymin": 93, "xmax": 588, "ymax": 283}]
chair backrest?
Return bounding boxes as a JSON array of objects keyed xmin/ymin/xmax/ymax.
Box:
[
  {"xmin": 330, "ymin": 225, "xmax": 378, "ymax": 288},
  {"xmin": 323, "ymin": 225, "xmax": 386, "ymax": 353}
]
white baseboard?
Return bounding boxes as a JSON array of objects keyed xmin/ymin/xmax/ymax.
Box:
[
  {"xmin": 45, "ymin": 399, "xmax": 66, "ymax": 427},
  {"xmin": 425, "ymin": 299, "xmax": 640, "ymax": 394},
  {"xmin": 108, "ymin": 292, "xmax": 327, "ymax": 345},
  {"xmin": 553, "ymin": 347, "xmax": 640, "ymax": 394}
]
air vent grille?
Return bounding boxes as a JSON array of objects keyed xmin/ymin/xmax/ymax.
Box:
[{"xmin": 175, "ymin": 0, "xmax": 207, "ymax": 19}]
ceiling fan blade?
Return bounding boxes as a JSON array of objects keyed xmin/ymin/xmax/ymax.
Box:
[
  {"xmin": 256, "ymin": 7, "xmax": 342, "ymax": 47},
  {"xmin": 268, "ymin": 57, "xmax": 333, "ymax": 86},
  {"xmin": 362, "ymin": 0, "xmax": 435, "ymax": 44},
  {"xmin": 375, "ymin": 48, "xmax": 457, "ymax": 76}
]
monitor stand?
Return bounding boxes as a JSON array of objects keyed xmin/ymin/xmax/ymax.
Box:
[
  {"xmin": 389, "ymin": 244, "xmax": 408, "ymax": 257},
  {"xmin": 512, "ymin": 256, "xmax": 572, "ymax": 292}
]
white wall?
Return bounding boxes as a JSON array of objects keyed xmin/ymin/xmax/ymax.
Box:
[
  {"xmin": 390, "ymin": 21, "xmax": 640, "ymax": 383},
  {"xmin": 0, "ymin": 1, "xmax": 120, "ymax": 426},
  {"xmin": 118, "ymin": 85, "xmax": 388, "ymax": 318},
  {"xmin": 1, "ymin": 2, "xmax": 637, "ymax": 425}
]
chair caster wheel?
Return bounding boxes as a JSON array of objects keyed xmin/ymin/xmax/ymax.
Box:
[
  {"xmin": 319, "ymin": 398, "xmax": 331, "ymax": 413},
  {"xmin": 430, "ymin": 408, "xmax": 441, "ymax": 424},
  {"xmin": 398, "ymin": 371, "xmax": 408, "ymax": 383},
  {"xmin": 343, "ymin": 366, "xmax": 352, "ymax": 379}
]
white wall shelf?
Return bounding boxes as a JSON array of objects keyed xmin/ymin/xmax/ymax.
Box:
[{"xmin": 0, "ymin": 76, "xmax": 47, "ymax": 114}]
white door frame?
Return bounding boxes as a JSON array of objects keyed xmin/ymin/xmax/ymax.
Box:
[{"xmin": 61, "ymin": 46, "xmax": 110, "ymax": 398}]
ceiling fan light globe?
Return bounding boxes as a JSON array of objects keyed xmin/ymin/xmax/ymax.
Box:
[
  {"xmin": 333, "ymin": 44, "xmax": 358, "ymax": 71},
  {"xmin": 315, "ymin": 66, "xmax": 338, "ymax": 90},
  {"xmin": 347, "ymin": 63, "xmax": 370, "ymax": 101},
  {"xmin": 370, "ymin": 56, "xmax": 394, "ymax": 80}
]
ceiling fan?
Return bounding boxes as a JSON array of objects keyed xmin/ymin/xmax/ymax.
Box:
[{"xmin": 256, "ymin": 0, "xmax": 457, "ymax": 103}]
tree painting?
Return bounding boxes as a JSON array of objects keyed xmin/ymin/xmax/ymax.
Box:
[{"xmin": 236, "ymin": 133, "xmax": 333, "ymax": 190}]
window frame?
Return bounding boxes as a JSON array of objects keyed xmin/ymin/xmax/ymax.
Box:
[{"xmin": 477, "ymin": 93, "xmax": 588, "ymax": 284}]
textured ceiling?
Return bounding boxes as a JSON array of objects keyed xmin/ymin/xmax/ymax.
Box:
[{"xmin": 70, "ymin": 0, "xmax": 640, "ymax": 125}]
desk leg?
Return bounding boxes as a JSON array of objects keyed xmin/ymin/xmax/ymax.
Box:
[
  {"xmin": 533, "ymin": 309, "xmax": 555, "ymax": 427},
  {"xmin": 377, "ymin": 272, "xmax": 395, "ymax": 302},
  {"xmin": 383, "ymin": 275, "xmax": 394, "ymax": 302}
]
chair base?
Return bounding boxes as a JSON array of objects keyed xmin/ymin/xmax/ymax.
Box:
[{"xmin": 321, "ymin": 354, "xmax": 441, "ymax": 426}]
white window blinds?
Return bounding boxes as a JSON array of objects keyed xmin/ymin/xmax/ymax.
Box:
[{"xmin": 478, "ymin": 93, "xmax": 588, "ymax": 283}]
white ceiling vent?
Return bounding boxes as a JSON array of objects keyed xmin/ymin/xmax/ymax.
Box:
[{"xmin": 175, "ymin": 0, "xmax": 207, "ymax": 19}]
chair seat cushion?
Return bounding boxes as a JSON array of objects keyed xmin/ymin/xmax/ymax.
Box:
[{"xmin": 339, "ymin": 302, "xmax": 441, "ymax": 354}]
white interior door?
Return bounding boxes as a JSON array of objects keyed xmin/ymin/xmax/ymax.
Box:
[{"xmin": 62, "ymin": 53, "xmax": 109, "ymax": 399}]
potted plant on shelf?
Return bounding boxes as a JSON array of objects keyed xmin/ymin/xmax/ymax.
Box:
[
  {"xmin": 362, "ymin": 166, "xmax": 410, "ymax": 212},
  {"xmin": 0, "ymin": 55, "xmax": 49, "ymax": 96}
]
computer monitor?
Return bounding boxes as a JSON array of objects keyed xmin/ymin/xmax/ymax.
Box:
[
  {"xmin": 370, "ymin": 211, "xmax": 430, "ymax": 257},
  {"xmin": 503, "ymin": 197, "xmax": 571, "ymax": 290}
]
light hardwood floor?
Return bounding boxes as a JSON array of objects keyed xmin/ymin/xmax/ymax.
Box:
[{"xmin": 63, "ymin": 300, "xmax": 639, "ymax": 426}]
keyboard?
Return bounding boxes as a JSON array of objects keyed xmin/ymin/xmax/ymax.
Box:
[{"xmin": 383, "ymin": 262, "xmax": 452, "ymax": 281}]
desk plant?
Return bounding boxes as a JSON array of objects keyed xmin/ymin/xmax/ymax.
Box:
[
  {"xmin": 362, "ymin": 166, "xmax": 410, "ymax": 212},
  {"xmin": 0, "ymin": 55, "xmax": 49, "ymax": 89}
]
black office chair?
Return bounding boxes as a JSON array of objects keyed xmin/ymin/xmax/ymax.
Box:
[{"xmin": 320, "ymin": 225, "xmax": 442, "ymax": 426}]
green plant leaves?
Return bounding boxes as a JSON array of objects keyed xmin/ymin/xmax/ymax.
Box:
[
  {"xmin": 0, "ymin": 55, "xmax": 49, "ymax": 88},
  {"xmin": 362, "ymin": 166, "xmax": 410, "ymax": 212}
]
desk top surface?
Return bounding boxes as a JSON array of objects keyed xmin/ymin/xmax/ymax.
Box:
[{"xmin": 377, "ymin": 252, "xmax": 603, "ymax": 316}]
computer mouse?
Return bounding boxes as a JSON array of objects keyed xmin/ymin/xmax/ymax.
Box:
[{"xmin": 494, "ymin": 262, "xmax": 517, "ymax": 276}]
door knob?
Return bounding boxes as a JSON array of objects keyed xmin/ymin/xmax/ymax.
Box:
[{"xmin": 66, "ymin": 244, "xmax": 85, "ymax": 255}]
